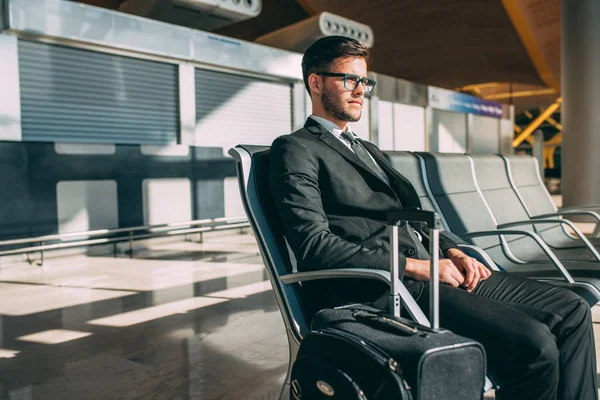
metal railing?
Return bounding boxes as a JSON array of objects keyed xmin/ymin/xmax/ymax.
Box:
[{"xmin": 0, "ymin": 216, "xmax": 250, "ymax": 266}]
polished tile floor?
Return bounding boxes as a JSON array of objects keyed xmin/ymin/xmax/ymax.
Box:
[
  {"xmin": 0, "ymin": 234, "xmax": 289, "ymax": 400},
  {"xmin": 0, "ymin": 231, "xmax": 599, "ymax": 399}
]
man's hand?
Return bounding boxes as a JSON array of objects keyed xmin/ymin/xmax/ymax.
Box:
[
  {"xmin": 405, "ymin": 258, "xmax": 466, "ymax": 288},
  {"xmin": 445, "ymin": 248, "xmax": 492, "ymax": 292},
  {"xmin": 404, "ymin": 250, "xmax": 492, "ymax": 291}
]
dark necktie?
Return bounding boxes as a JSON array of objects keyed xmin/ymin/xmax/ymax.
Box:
[{"xmin": 342, "ymin": 131, "xmax": 390, "ymax": 185}]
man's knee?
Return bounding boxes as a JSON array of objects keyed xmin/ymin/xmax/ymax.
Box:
[
  {"xmin": 518, "ymin": 323, "xmax": 560, "ymax": 373},
  {"xmin": 494, "ymin": 325, "xmax": 560, "ymax": 399},
  {"xmin": 559, "ymin": 285, "xmax": 591, "ymax": 305},
  {"xmin": 555, "ymin": 288, "xmax": 593, "ymax": 326},
  {"xmin": 574, "ymin": 296, "xmax": 592, "ymax": 320},
  {"xmin": 567, "ymin": 296, "xmax": 593, "ymax": 333}
]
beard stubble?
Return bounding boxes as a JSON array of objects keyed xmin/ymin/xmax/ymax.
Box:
[{"xmin": 321, "ymin": 87, "xmax": 362, "ymax": 123}]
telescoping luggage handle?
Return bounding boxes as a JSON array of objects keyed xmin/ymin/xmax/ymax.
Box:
[{"xmin": 388, "ymin": 209, "xmax": 442, "ymax": 330}]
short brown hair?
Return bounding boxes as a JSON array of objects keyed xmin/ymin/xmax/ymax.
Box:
[{"xmin": 302, "ymin": 36, "xmax": 371, "ymax": 97}]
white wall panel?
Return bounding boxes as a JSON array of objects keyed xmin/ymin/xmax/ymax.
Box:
[
  {"xmin": 292, "ymin": 83, "xmax": 307, "ymax": 130},
  {"xmin": 432, "ymin": 110, "xmax": 467, "ymax": 153},
  {"xmin": 500, "ymin": 118, "xmax": 514, "ymax": 155},
  {"xmin": 195, "ymin": 69, "xmax": 292, "ymax": 155},
  {"xmin": 142, "ymin": 178, "xmax": 191, "ymax": 225},
  {"xmin": 351, "ymin": 98, "xmax": 370, "ymax": 141},
  {"xmin": 470, "ymin": 115, "xmax": 500, "ymax": 154},
  {"xmin": 179, "ymin": 64, "xmax": 196, "ymax": 147},
  {"xmin": 223, "ymin": 177, "xmax": 245, "ymax": 218},
  {"xmin": 54, "ymin": 143, "xmax": 116, "ymax": 155},
  {"xmin": 56, "ymin": 180, "xmax": 118, "ymax": 234},
  {"xmin": 140, "ymin": 144, "xmax": 190, "ymax": 157},
  {"xmin": 377, "ymin": 100, "xmax": 394, "ymax": 150},
  {"xmin": 393, "ymin": 103, "xmax": 425, "ymax": 151},
  {"xmin": 0, "ymin": 34, "xmax": 21, "ymax": 141},
  {"xmin": 305, "ymin": 91, "xmax": 313, "ymax": 120}
]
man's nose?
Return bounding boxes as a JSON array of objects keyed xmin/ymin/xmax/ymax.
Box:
[{"xmin": 353, "ymin": 82, "xmax": 365, "ymax": 96}]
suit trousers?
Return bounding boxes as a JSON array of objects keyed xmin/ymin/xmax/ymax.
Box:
[{"xmin": 415, "ymin": 272, "xmax": 597, "ymax": 400}]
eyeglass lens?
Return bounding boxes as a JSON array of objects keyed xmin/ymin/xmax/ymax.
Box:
[{"xmin": 344, "ymin": 74, "xmax": 376, "ymax": 92}]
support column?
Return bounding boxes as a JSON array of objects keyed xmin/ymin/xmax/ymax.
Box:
[
  {"xmin": 532, "ymin": 130, "xmax": 545, "ymax": 178},
  {"xmin": 0, "ymin": 0, "xmax": 6, "ymax": 32},
  {"xmin": 562, "ymin": 0, "xmax": 600, "ymax": 206}
]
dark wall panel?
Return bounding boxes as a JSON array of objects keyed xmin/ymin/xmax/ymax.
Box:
[
  {"xmin": 0, "ymin": 143, "xmax": 31, "ymax": 238},
  {"xmin": 0, "ymin": 141, "xmax": 236, "ymax": 240}
]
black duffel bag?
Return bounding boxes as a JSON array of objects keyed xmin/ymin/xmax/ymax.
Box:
[
  {"xmin": 290, "ymin": 304, "xmax": 486, "ymax": 400},
  {"xmin": 290, "ymin": 210, "xmax": 487, "ymax": 400}
]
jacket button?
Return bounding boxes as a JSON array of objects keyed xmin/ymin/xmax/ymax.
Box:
[{"xmin": 407, "ymin": 248, "xmax": 416, "ymax": 256}]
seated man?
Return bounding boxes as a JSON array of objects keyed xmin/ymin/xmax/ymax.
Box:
[{"xmin": 268, "ymin": 36, "xmax": 597, "ymax": 400}]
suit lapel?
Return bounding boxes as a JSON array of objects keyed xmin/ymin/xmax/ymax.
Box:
[
  {"xmin": 361, "ymin": 141, "xmax": 397, "ymax": 176},
  {"xmin": 361, "ymin": 141, "xmax": 422, "ymax": 207},
  {"xmin": 304, "ymin": 119, "xmax": 389, "ymax": 184},
  {"xmin": 305, "ymin": 118, "xmax": 421, "ymax": 206}
]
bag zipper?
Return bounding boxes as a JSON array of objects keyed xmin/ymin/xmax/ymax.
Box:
[
  {"xmin": 351, "ymin": 309, "xmax": 439, "ymax": 334},
  {"xmin": 380, "ymin": 315, "xmax": 419, "ymax": 334},
  {"xmin": 353, "ymin": 310, "xmax": 419, "ymax": 335}
]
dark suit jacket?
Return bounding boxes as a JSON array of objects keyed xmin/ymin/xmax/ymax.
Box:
[{"xmin": 269, "ymin": 118, "xmax": 458, "ymax": 307}]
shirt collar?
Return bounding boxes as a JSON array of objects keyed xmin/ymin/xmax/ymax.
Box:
[{"xmin": 309, "ymin": 115, "xmax": 355, "ymax": 140}]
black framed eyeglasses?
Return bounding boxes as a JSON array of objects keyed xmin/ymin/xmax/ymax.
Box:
[{"xmin": 317, "ymin": 72, "xmax": 377, "ymax": 93}]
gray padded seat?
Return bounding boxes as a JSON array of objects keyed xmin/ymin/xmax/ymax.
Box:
[
  {"xmin": 385, "ymin": 151, "xmax": 481, "ymax": 250},
  {"xmin": 415, "ymin": 152, "xmax": 600, "ymax": 301},
  {"xmin": 415, "ymin": 153, "xmax": 504, "ymax": 250},
  {"xmin": 471, "ymin": 154, "xmax": 600, "ymax": 262},
  {"xmin": 385, "ymin": 151, "xmax": 438, "ymax": 215},
  {"xmin": 504, "ymin": 155, "xmax": 600, "ymax": 245},
  {"xmin": 503, "ymin": 155, "xmax": 556, "ymax": 216}
]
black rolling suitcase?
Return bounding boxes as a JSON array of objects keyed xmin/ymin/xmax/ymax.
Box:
[{"xmin": 290, "ymin": 210, "xmax": 487, "ymax": 400}]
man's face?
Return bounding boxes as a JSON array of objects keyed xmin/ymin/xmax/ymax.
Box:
[{"xmin": 318, "ymin": 57, "xmax": 367, "ymax": 123}]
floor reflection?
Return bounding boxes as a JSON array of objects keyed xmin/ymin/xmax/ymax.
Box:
[
  {"xmin": 0, "ymin": 233, "xmax": 288, "ymax": 400},
  {"xmin": 4, "ymin": 231, "xmax": 597, "ymax": 399}
]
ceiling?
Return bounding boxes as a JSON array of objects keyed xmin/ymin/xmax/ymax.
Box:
[
  {"xmin": 78, "ymin": 0, "xmax": 561, "ymax": 108},
  {"xmin": 216, "ymin": 0, "xmax": 559, "ymax": 92}
]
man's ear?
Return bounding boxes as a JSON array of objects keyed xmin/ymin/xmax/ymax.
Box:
[{"xmin": 308, "ymin": 73, "xmax": 322, "ymax": 96}]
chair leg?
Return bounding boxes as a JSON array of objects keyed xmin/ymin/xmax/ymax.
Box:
[{"xmin": 279, "ymin": 329, "xmax": 300, "ymax": 400}]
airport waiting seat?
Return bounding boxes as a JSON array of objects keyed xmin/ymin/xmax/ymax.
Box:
[
  {"xmin": 470, "ymin": 154, "xmax": 600, "ymax": 262},
  {"xmin": 386, "ymin": 150, "xmax": 600, "ymax": 274},
  {"xmin": 385, "ymin": 151, "xmax": 501, "ymax": 268},
  {"xmin": 413, "ymin": 152, "xmax": 600, "ymax": 305},
  {"xmin": 229, "ymin": 145, "xmax": 436, "ymax": 399},
  {"xmin": 386, "ymin": 151, "xmax": 573, "ymax": 264},
  {"xmin": 502, "ymin": 155, "xmax": 600, "ymax": 239}
]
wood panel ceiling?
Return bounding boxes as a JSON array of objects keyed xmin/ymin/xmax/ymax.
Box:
[
  {"xmin": 217, "ymin": 0, "xmax": 545, "ymax": 89},
  {"xmin": 78, "ymin": 0, "xmax": 558, "ymax": 92}
]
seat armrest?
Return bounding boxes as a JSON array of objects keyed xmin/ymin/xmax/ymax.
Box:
[
  {"xmin": 496, "ymin": 219, "xmax": 600, "ymax": 261},
  {"xmin": 460, "ymin": 229, "xmax": 575, "ymax": 283},
  {"xmin": 279, "ymin": 268, "xmax": 391, "ymax": 285},
  {"xmin": 279, "ymin": 269, "xmax": 429, "ymax": 326},
  {"xmin": 532, "ymin": 210, "xmax": 600, "ymax": 224},
  {"xmin": 560, "ymin": 204, "xmax": 600, "ymax": 212},
  {"xmin": 532, "ymin": 210, "xmax": 600, "ymax": 238}
]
